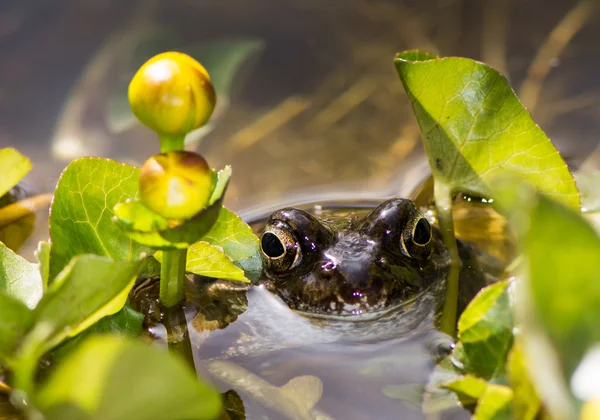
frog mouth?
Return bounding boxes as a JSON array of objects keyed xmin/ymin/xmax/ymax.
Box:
[{"xmin": 293, "ymin": 286, "xmax": 433, "ymax": 322}]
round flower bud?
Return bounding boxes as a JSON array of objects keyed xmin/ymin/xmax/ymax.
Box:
[
  {"xmin": 139, "ymin": 151, "xmax": 214, "ymax": 220},
  {"xmin": 128, "ymin": 52, "xmax": 216, "ymax": 137}
]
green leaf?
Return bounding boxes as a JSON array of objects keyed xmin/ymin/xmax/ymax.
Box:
[
  {"xmin": 499, "ymin": 183, "xmax": 600, "ymax": 417},
  {"xmin": 507, "ymin": 343, "xmax": 541, "ymax": 420},
  {"xmin": 394, "ymin": 51, "xmax": 579, "ymax": 210},
  {"xmin": 0, "ymin": 241, "xmax": 43, "ymax": 309},
  {"xmin": 30, "ymin": 255, "xmax": 144, "ymax": 353},
  {"xmin": 0, "ymin": 148, "xmax": 31, "ymax": 198},
  {"xmin": 202, "ymin": 206, "xmax": 261, "ymax": 276},
  {"xmin": 156, "ymin": 241, "xmax": 249, "ymax": 282},
  {"xmin": 443, "ymin": 375, "xmax": 488, "ymax": 408},
  {"xmin": 49, "ymin": 158, "xmax": 152, "ymax": 280},
  {"xmin": 455, "ymin": 280, "xmax": 513, "ymax": 380},
  {"xmin": 35, "ymin": 241, "xmax": 51, "ymax": 291},
  {"xmin": 51, "ymin": 302, "xmax": 145, "ymax": 364},
  {"xmin": 208, "ymin": 166, "xmax": 231, "ymax": 205},
  {"xmin": 36, "ymin": 335, "xmax": 222, "ymax": 420},
  {"xmin": 0, "ymin": 291, "xmax": 33, "ymax": 364},
  {"xmin": 474, "ymin": 384, "xmax": 513, "ymax": 420}
]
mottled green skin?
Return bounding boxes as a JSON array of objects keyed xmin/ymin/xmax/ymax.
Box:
[{"xmin": 260, "ymin": 198, "xmax": 484, "ymax": 318}]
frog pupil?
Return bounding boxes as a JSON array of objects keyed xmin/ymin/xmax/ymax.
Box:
[
  {"xmin": 413, "ymin": 218, "xmax": 431, "ymax": 245},
  {"xmin": 262, "ymin": 232, "xmax": 285, "ymax": 258}
]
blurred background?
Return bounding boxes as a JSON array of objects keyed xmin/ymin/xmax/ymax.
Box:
[{"xmin": 1, "ymin": 0, "xmax": 600, "ymax": 219}]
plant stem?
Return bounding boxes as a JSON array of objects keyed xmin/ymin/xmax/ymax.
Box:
[
  {"xmin": 163, "ymin": 304, "xmax": 196, "ymax": 372},
  {"xmin": 434, "ymin": 179, "xmax": 461, "ymax": 337},
  {"xmin": 159, "ymin": 248, "xmax": 187, "ymax": 308},
  {"xmin": 159, "ymin": 134, "xmax": 185, "ymax": 153}
]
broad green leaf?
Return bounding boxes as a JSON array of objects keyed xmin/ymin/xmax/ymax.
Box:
[
  {"xmin": 455, "ymin": 280, "xmax": 513, "ymax": 380},
  {"xmin": 35, "ymin": 241, "xmax": 51, "ymax": 291},
  {"xmin": 500, "ymin": 183, "xmax": 600, "ymax": 417},
  {"xmin": 31, "ymin": 255, "xmax": 144, "ymax": 353},
  {"xmin": 36, "ymin": 335, "xmax": 222, "ymax": 420},
  {"xmin": 49, "ymin": 158, "xmax": 152, "ymax": 280},
  {"xmin": 0, "ymin": 291, "xmax": 33, "ymax": 364},
  {"xmin": 202, "ymin": 206, "xmax": 261, "ymax": 278},
  {"xmin": 474, "ymin": 384, "xmax": 513, "ymax": 420},
  {"xmin": 0, "ymin": 241, "xmax": 43, "ymax": 309},
  {"xmin": 51, "ymin": 302, "xmax": 145, "ymax": 364},
  {"xmin": 394, "ymin": 51, "xmax": 579, "ymax": 210},
  {"xmin": 0, "ymin": 148, "xmax": 31, "ymax": 198},
  {"xmin": 443, "ymin": 375, "xmax": 488, "ymax": 408},
  {"xmin": 156, "ymin": 241, "xmax": 249, "ymax": 282},
  {"xmin": 507, "ymin": 343, "xmax": 541, "ymax": 420}
]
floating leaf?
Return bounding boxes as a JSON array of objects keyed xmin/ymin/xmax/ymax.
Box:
[
  {"xmin": 0, "ymin": 291, "xmax": 33, "ymax": 364},
  {"xmin": 49, "ymin": 158, "xmax": 152, "ymax": 280},
  {"xmin": 455, "ymin": 280, "xmax": 513, "ymax": 380},
  {"xmin": 394, "ymin": 51, "xmax": 579, "ymax": 210},
  {"xmin": 156, "ymin": 241, "xmax": 248, "ymax": 283},
  {"xmin": 0, "ymin": 241, "xmax": 43, "ymax": 309},
  {"xmin": 0, "ymin": 148, "xmax": 31, "ymax": 198},
  {"xmin": 36, "ymin": 335, "xmax": 222, "ymax": 420},
  {"xmin": 29, "ymin": 255, "xmax": 144, "ymax": 354}
]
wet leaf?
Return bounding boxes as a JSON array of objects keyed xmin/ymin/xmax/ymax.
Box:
[
  {"xmin": 156, "ymin": 241, "xmax": 249, "ymax": 282},
  {"xmin": 474, "ymin": 384, "xmax": 513, "ymax": 420},
  {"xmin": 49, "ymin": 158, "xmax": 152, "ymax": 280},
  {"xmin": 0, "ymin": 241, "xmax": 43, "ymax": 309},
  {"xmin": 36, "ymin": 335, "xmax": 222, "ymax": 420},
  {"xmin": 0, "ymin": 291, "xmax": 33, "ymax": 364},
  {"xmin": 455, "ymin": 280, "xmax": 513, "ymax": 380},
  {"xmin": 0, "ymin": 148, "xmax": 31, "ymax": 198},
  {"xmin": 507, "ymin": 343, "xmax": 541, "ymax": 420},
  {"xmin": 443, "ymin": 375, "xmax": 488, "ymax": 408},
  {"xmin": 394, "ymin": 51, "xmax": 579, "ymax": 209},
  {"xmin": 29, "ymin": 255, "xmax": 144, "ymax": 353}
]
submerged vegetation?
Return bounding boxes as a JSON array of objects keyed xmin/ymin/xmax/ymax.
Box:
[{"xmin": 0, "ymin": 46, "xmax": 598, "ymax": 420}]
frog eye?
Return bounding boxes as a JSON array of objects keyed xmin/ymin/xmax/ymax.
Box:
[
  {"xmin": 401, "ymin": 217, "xmax": 433, "ymax": 259},
  {"xmin": 260, "ymin": 221, "xmax": 300, "ymax": 273}
]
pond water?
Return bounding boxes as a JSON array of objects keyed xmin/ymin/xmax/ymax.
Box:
[{"xmin": 1, "ymin": 0, "xmax": 600, "ymax": 418}]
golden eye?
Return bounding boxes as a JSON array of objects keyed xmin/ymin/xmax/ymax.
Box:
[
  {"xmin": 401, "ymin": 216, "xmax": 433, "ymax": 259},
  {"xmin": 260, "ymin": 222, "xmax": 300, "ymax": 273}
]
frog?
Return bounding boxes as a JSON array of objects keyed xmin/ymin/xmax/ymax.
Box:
[{"xmin": 257, "ymin": 197, "xmax": 487, "ymax": 331}]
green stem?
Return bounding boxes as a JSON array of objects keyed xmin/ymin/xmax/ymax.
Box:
[
  {"xmin": 160, "ymin": 248, "xmax": 187, "ymax": 308},
  {"xmin": 434, "ymin": 179, "xmax": 461, "ymax": 337},
  {"xmin": 163, "ymin": 304, "xmax": 196, "ymax": 372},
  {"xmin": 159, "ymin": 134, "xmax": 185, "ymax": 153}
]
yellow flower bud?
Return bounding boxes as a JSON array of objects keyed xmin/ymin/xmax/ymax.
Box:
[
  {"xmin": 128, "ymin": 52, "xmax": 216, "ymax": 137},
  {"xmin": 139, "ymin": 151, "xmax": 215, "ymax": 220}
]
